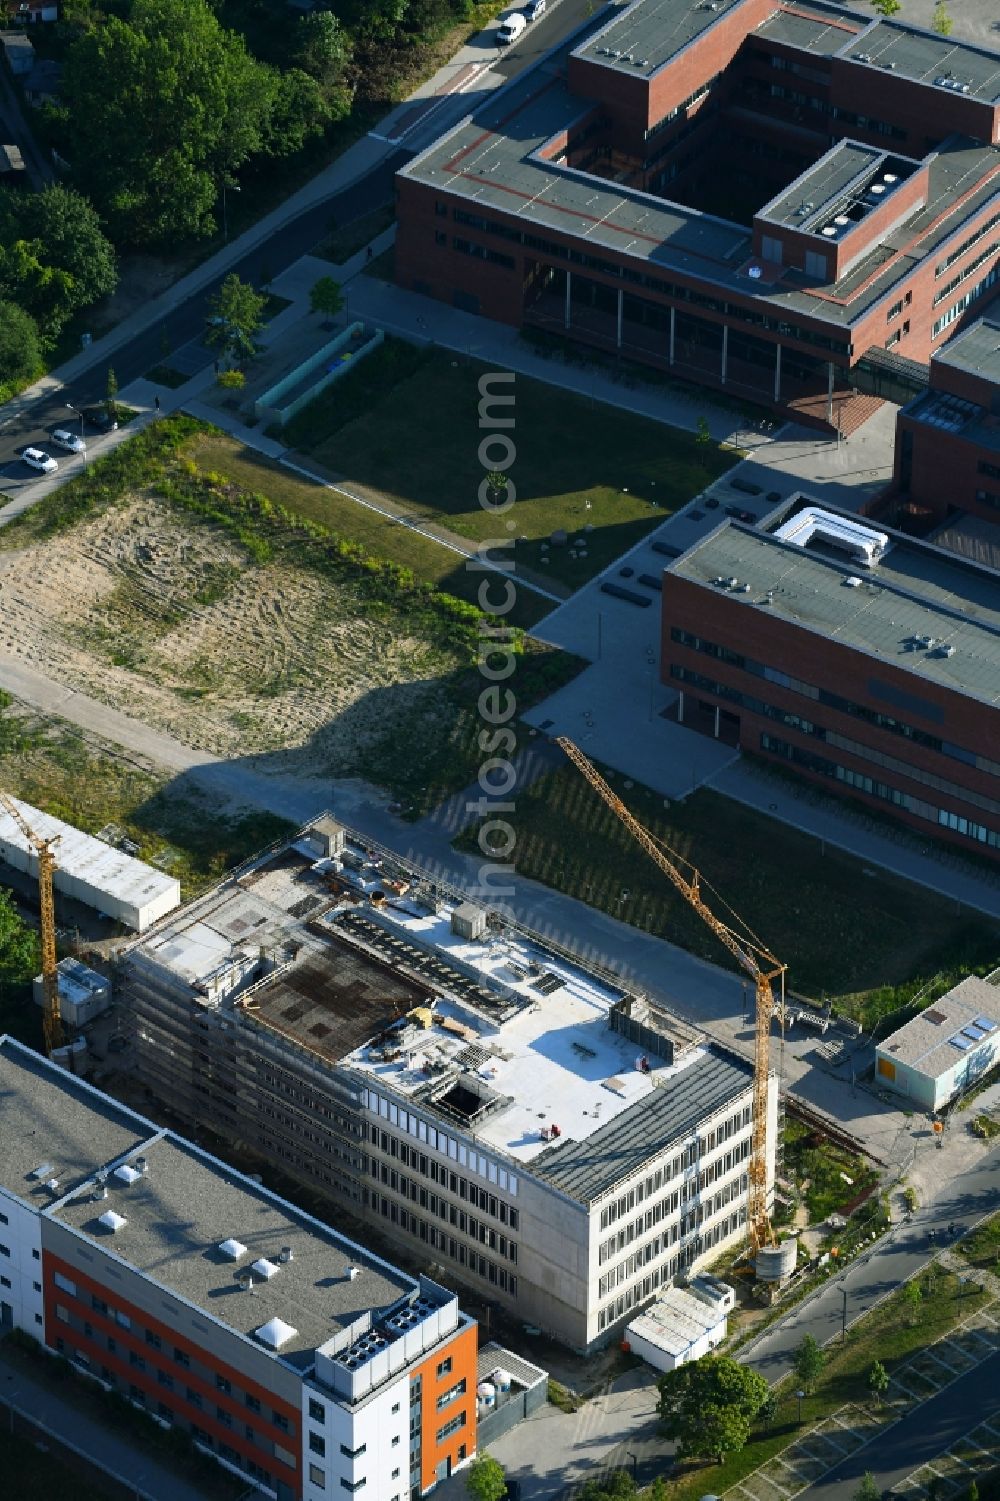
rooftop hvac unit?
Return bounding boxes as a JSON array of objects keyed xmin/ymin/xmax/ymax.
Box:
[
  {"xmin": 134, "ymin": 1157, "xmax": 148, "ymax": 1176},
  {"xmin": 941, "ymin": 644, "xmax": 956, "ymax": 658},
  {"xmin": 821, "ymin": 226, "xmax": 836, "ymax": 237},
  {"xmin": 279, "ymin": 1246, "xmax": 293, "ymax": 1264},
  {"xmin": 45, "ymin": 1179, "xmax": 60, "ymax": 1193},
  {"xmin": 93, "ymin": 1184, "xmax": 108, "ymax": 1201},
  {"xmin": 844, "ymin": 576, "xmax": 862, "ymax": 588},
  {"xmin": 345, "ymin": 1266, "xmax": 360, "ymax": 1281}
]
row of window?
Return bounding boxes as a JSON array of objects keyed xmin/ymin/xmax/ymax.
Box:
[
  {"xmin": 369, "ymin": 1129, "xmax": 519, "ymax": 1227},
  {"xmin": 370, "ymin": 1161, "xmax": 519, "ymax": 1261},
  {"xmin": 598, "ymin": 1176, "xmax": 748, "ymax": 1295},
  {"xmin": 935, "ymin": 208, "xmax": 1000, "ymax": 278},
  {"xmin": 598, "ymin": 1102, "xmax": 752, "ymax": 1229},
  {"xmin": 760, "ymin": 736, "xmax": 1000, "ymax": 849},
  {"xmin": 932, "ymin": 261, "xmax": 1000, "ymax": 339},
  {"xmin": 446, "ymin": 205, "xmax": 850, "ymax": 354},
  {"xmin": 364, "ymin": 1092, "xmax": 518, "ymax": 1195},
  {"xmin": 670, "ymin": 663, "xmax": 1000, "ymax": 822},
  {"xmin": 759, "ymin": 79, "xmax": 907, "ymax": 140},
  {"xmin": 598, "ymin": 1138, "xmax": 752, "ymax": 1263},
  {"xmin": 367, "ymin": 1191, "xmax": 518, "ymax": 1294},
  {"xmin": 669, "ymin": 628, "xmax": 1000, "ymax": 774},
  {"xmin": 595, "ymin": 1208, "xmax": 747, "ymax": 1330},
  {"xmin": 933, "ymin": 239, "xmax": 1000, "ymax": 309}
]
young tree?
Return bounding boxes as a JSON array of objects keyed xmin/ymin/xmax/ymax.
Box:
[
  {"xmin": 967, "ymin": 1482, "xmax": 979, "ymax": 1501},
  {"xmin": 465, "ymin": 1453, "xmax": 507, "ymax": 1501},
  {"xmin": 931, "ymin": 0, "xmax": 953, "ymax": 34},
  {"xmin": 869, "ymin": 0, "xmax": 900, "ymax": 14},
  {"xmin": 579, "ymin": 1474, "xmax": 635, "ymax": 1501},
  {"xmin": 793, "ymin": 1334, "xmax": 825, "ymax": 1393},
  {"xmin": 309, "ymin": 275, "xmax": 345, "ymax": 322},
  {"xmin": 758, "ymin": 1390, "xmax": 779, "ymax": 1433},
  {"xmin": 0, "ymin": 302, "xmax": 42, "ymax": 391},
  {"xmin": 205, "ymin": 274, "xmax": 268, "ymax": 364},
  {"xmin": 902, "ymin": 1280, "xmax": 923, "ymax": 1325},
  {"xmin": 106, "ymin": 365, "xmax": 119, "ymax": 422},
  {"xmin": 658, "ymin": 1355, "xmax": 769, "ymax": 1464},
  {"xmin": 868, "ymin": 1360, "xmax": 889, "ymax": 1408},
  {"xmin": 855, "ymin": 1474, "xmax": 880, "ymax": 1501}
]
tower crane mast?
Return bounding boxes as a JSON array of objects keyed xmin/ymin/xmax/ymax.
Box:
[
  {"xmin": 556, "ymin": 737, "xmax": 784, "ymax": 1256},
  {"xmin": 0, "ymin": 793, "xmax": 63, "ymax": 1054}
]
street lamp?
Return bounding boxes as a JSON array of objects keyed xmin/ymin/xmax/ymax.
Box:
[
  {"xmin": 625, "ymin": 1452, "xmax": 638, "ymax": 1482},
  {"xmin": 841, "ymin": 1283, "xmax": 848, "ymax": 1343},
  {"xmin": 796, "ymin": 1389, "xmax": 805, "ymax": 1424},
  {"xmin": 65, "ymin": 402, "xmax": 86, "ymax": 467},
  {"xmin": 221, "ymin": 178, "xmax": 241, "ymax": 244}
]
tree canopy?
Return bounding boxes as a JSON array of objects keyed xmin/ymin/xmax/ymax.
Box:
[
  {"xmin": 0, "ymin": 885, "xmax": 40, "ymax": 995},
  {"xmin": 62, "ymin": 0, "xmax": 328, "ymax": 247},
  {"xmin": 0, "ymin": 185, "xmax": 116, "ymax": 338},
  {"xmin": 205, "ymin": 273, "xmax": 268, "ymax": 363},
  {"xmin": 465, "ymin": 1453, "xmax": 507, "ymax": 1501},
  {"xmin": 0, "ymin": 301, "xmax": 43, "ymax": 394},
  {"xmin": 792, "ymin": 1334, "xmax": 825, "ymax": 1393},
  {"xmin": 658, "ymin": 1355, "xmax": 770, "ymax": 1464}
]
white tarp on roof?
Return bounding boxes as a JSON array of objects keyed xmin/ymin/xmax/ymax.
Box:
[{"xmin": 0, "ymin": 796, "xmax": 180, "ymax": 930}]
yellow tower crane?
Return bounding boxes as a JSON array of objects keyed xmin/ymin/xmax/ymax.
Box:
[
  {"xmin": 0, "ymin": 793, "xmax": 63, "ymax": 1054},
  {"xmin": 556, "ymin": 737, "xmax": 785, "ymax": 1256}
]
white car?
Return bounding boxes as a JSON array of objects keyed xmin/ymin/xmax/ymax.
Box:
[
  {"xmin": 51, "ymin": 428, "xmax": 86, "ymax": 454},
  {"xmin": 524, "ymin": 0, "xmax": 546, "ymax": 19},
  {"xmin": 497, "ymin": 12, "xmax": 526, "ymax": 43},
  {"xmin": 22, "ymin": 447, "xmax": 58, "ymax": 474}
]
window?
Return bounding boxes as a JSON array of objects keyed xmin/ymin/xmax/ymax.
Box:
[
  {"xmin": 308, "ymin": 1399, "xmax": 325, "ymax": 1423},
  {"xmin": 92, "ymin": 1296, "xmax": 108, "ymax": 1316},
  {"xmin": 436, "ymin": 1410, "xmax": 467, "ymax": 1443},
  {"xmin": 0, "ymin": 1211, "xmax": 6, "ymax": 1224},
  {"xmin": 340, "ymin": 1443, "xmax": 366, "ymax": 1459},
  {"xmin": 216, "ymin": 1406, "xmax": 233, "ymax": 1428},
  {"xmin": 187, "ymin": 1388, "xmax": 203, "ymax": 1410},
  {"xmin": 56, "ymin": 1304, "xmax": 69, "ymax": 1323},
  {"xmin": 391, "ymin": 1435, "xmax": 401, "ymax": 1446},
  {"xmin": 54, "ymin": 1271, "xmax": 76, "ymax": 1295},
  {"xmin": 32, "ymin": 1282, "xmax": 41, "ymax": 1294},
  {"xmin": 436, "ymin": 1379, "xmax": 467, "ymax": 1410},
  {"xmin": 340, "ymin": 1482, "xmax": 366, "ymax": 1494},
  {"xmin": 32, "ymin": 1249, "xmax": 39, "ymax": 1260},
  {"xmin": 174, "ymin": 1347, "xmax": 190, "ymax": 1368},
  {"xmin": 145, "ymin": 1330, "xmax": 162, "ymax": 1350},
  {"xmin": 216, "ymin": 1374, "xmax": 232, "ymax": 1395},
  {"xmin": 391, "ymin": 1402, "xmax": 401, "ymax": 1414},
  {"xmin": 310, "ymin": 1466, "xmax": 326, "ymax": 1488},
  {"xmin": 157, "ymin": 1370, "xmax": 174, "ymax": 1390},
  {"xmin": 392, "ymin": 1469, "xmax": 401, "ymax": 1480},
  {"xmin": 886, "ymin": 300, "xmax": 903, "ymax": 322},
  {"xmin": 129, "ymin": 1351, "xmax": 146, "ymax": 1371},
  {"xmin": 0, "ymin": 1277, "xmax": 9, "ymax": 1290},
  {"xmin": 275, "ymin": 1444, "xmax": 296, "ymax": 1468},
  {"xmin": 115, "ymin": 1310, "xmax": 131, "ymax": 1329},
  {"xmin": 436, "ymin": 1357, "xmax": 453, "ymax": 1379},
  {"xmin": 245, "ymin": 1393, "xmax": 261, "ymax": 1413},
  {"xmin": 273, "ymin": 1410, "xmax": 291, "ymax": 1433},
  {"xmin": 309, "ymin": 1433, "xmax": 326, "ymax": 1457}
]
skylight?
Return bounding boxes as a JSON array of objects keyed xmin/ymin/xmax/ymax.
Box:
[
  {"xmin": 218, "ymin": 1238, "xmax": 247, "ymax": 1260},
  {"xmin": 254, "ymin": 1317, "xmax": 297, "ymax": 1349}
]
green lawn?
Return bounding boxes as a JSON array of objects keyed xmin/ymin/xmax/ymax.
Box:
[
  {"xmin": 315, "ymin": 203, "xmax": 396, "ymax": 265},
  {"xmin": 784, "ymin": 1117, "xmax": 880, "ymax": 1223},
  {"xmin": 186, "ymin": 431, "xmax": 552, "ymax": 630},
  {"xmin": 282, "ymin": 339, "xmax": 735, "ymax": 589},
  {"xmin": 957, "ymin": 1212, "xmax": 1000, "ymax": 1274},
  {"xmin": 660, "ymin": 1271, "xmax": 991, "ymax": 1501},
  {"xmin": 456, "ymin": 762, "xmax": 1000, "ymax": 1008}
]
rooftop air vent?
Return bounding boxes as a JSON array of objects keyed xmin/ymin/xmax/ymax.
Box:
[
  {"xmin": 883, "ymin": 173, "xmax": 898, "ymax": 185},
  {"xmin": 93, "ymin": 1184, "xmax": 108, "ymax": 1201},
  {"xmin": 844, "ymin": 576, "xmax": 862, "ymax": 588},
  {"xmin": 279, "ymin": 1246, "xmax": 294, "ymax": 1264},
  {"xmin": 239, "ymin": 1269, "xmax": 255, "ymax": 1294},
  {"xmin": 251, "ymin": 1257, "xmax": 280, "ymax": 1281},
  {"xmin": 821, "ymin": 226, "xmax": 836, "ymax": 237},
  {"xmin": 219, "ymin": 1238, "xmax": 247, "ymax": 1261},
  {"xmin": 345, "ymin": 1266, "xmax": 361, "ymax": 1281},
  {"xmin": 254, "ymin": 1317, "xmax": 297, "ymax": 1350},
  {"xmin": 30, "ymin": 1163, "xmax": 54, "ymax": 1182},
  {"xmin": 45, "ymin": 1179, "xmax": 60, "ymax": 1193},
  {"xmin": 99, "ymin": 1210, "xmax": 127, "ymax": 1233},
  {"xmin": 941, "ymin": 644, "xmax": 956, "ymax": 658},
  {"xmin": 134, "ymin": 1157, "xmax": 148, "ymax": 1176}
]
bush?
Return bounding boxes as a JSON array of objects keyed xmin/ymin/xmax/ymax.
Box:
[{"xmin": 216, "ymin": 368, "xmax": 246, "ymax": 389}]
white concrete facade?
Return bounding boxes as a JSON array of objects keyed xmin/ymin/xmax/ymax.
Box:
[
  {"xmin": 302, "ymin": 1373, "xmax": 411, "ymax": 1501},
  {"xmin": 0, "ymin": 1188, "xmax": 44, "ymax": 1336}
]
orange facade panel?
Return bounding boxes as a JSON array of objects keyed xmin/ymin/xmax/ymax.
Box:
[{"xmin": 415, "ymin": 1320, "xmax": 479, "ymax": 1493}]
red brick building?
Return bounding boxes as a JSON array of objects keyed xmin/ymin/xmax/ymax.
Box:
[
  {"xmin": 660, "ymin": 498, "xmax": 1000, "ymax": 858},
  {"xmin": 890, "ymin": 311, "xmax": 1000, "ymax": 527},
  {"xmin": 395, "ymin": 0, "xmax": 1000, "ymax": 429}
]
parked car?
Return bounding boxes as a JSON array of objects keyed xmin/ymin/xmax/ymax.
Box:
[
  {"xmin": 724, "ymin": 505, "xmax": 756, "ymax": 522},
  {"xmin": 50, "ymin": 427, "xmax": 86, "ymax": 454},
  {"xmin": 497, "ymin": 11, "xmax": 526, "ymax": 42},
  {"xmin": 22, "ymin": 447, "xmax": 57, "ymax": 474},
  {"xmin": 82, "ymin": 406, "xmax": 118, "ymax": 432},
  {"xmin": 524, "ymin": 0, "xmax": 546, "ymax": 18}
]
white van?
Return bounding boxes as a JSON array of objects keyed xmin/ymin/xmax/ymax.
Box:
[{"xmin": 497, "ymin": 12, "xmax": 526, "ymax": 43}]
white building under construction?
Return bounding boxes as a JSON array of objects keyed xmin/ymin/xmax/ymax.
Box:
[{"xmin": 120, "ymin": 818, "xmax": 778, "ymax": 1351}]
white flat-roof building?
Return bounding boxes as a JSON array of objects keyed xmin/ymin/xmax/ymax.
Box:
[
  {"xmin": 0, "ymin": 797, "xmax": 180, "ymax": 930},
  {"xmin": 625, "ymin": 1274, "xmax": 734, "ymax": 1372},
  {"xmin": 33, "ymin": 956, "xmax": 111, "ymax": 1028},
  {"xmin": 875, "ymin": 974, "xmax": 1000, "ymax": 1112},
  {"xmin": 122, "ymin": 818, "xmax": 778, "ymax": 1353}
]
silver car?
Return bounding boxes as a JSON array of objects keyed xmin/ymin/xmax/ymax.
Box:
[
  {"xmin": 51, "ymin": 428, "xmax": 86, "ymax": 454},
  {"xmin": 22, "ymin": 447, "xmax": 58, "ymax": 474}
]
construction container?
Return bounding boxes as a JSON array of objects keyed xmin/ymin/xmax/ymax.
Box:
[
  {"xmin": 33, "ymin": 957, "xmax": 111, "ymax": 1028},
  {"xmin": 451, "ymin": 902, "xmax": 487, "ymax": 941},
  {"xmin": 304, "ymin": 816, "xmax": 346, "ymax": 860},
  {"xmin": 0, "ymin": 796, "xmax": 179, "ymax": 931}
]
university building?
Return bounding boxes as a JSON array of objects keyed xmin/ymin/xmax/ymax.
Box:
[
  {"xmin": 0, "ymin": 1036, "xmax": 479, "ymax": 1501},
  {"xmin": 660, "ymin": 497, "xmax": 1000, "ymax": 858},
  {"xmin": 395, "ymin": 0, "xmax": 1000, "ymax": 428},
  {"xmin": 120, "ymin": 818, "xmax": 778, "ymax": 1353}
]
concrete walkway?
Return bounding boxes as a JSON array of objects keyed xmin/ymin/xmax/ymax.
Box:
[{"xmin": 0, "ymin": 1342, "xmax": 219, "ymax": 1501}]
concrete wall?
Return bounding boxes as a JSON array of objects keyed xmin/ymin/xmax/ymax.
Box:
[{"xmin": 0, "ymin": 1189, "xmax": 44, "ymax": 1336}]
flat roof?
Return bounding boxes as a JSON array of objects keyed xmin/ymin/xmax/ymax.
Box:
[
  {"xmin": 531, "ymin": 1046, "xmax": 753, "ymax": 1202},
  {"xmin": 876, "ymin": 975, "xmax": 1000, "ymax": 1080},
  {"xmin": 755, "ymin": 2, "xmax": 862, "ymax": 56},
  {"xmin": 53, "ymin": 1134, "xmax": 414, "ymax": 1365},
  {"xmin": 934, "ymin": 316, "xmax": 1000, "ymax": 385},
  {"xmin": 574, "ymin": 0, "xmax": 743, "ymax": 80},
  {"xmin": 669, "ymin": 506, "xmax": 1000, "ymax": 709},
  {"xmin": 0, "ymin": 796, "xmax": 179, "ymax": 915},
  {"xmin": 842, "ymin": 21, "xmax": 1000, "ymax": 105},
  {"xmin": 759, "ymin": 141, "xmax": 876, "ymax": 231},
  {"xmin": 401, "ymin": 39, "xmax": 998, "ymax": 332},
  {"xmin": 0, "ymin": 1038, "xmax": 152, "ymax": 1205}
]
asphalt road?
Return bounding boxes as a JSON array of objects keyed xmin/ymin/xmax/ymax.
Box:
[{"xmin": 0, "ymin": 0, "xmax": 607, "ymax": 489}]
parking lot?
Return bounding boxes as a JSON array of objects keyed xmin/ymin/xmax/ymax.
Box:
[{"xmin": 727, "ymin": 1295, "xmax": 1000, "ymax": 1501}]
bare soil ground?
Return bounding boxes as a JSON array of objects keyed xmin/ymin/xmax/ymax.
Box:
[{"xmin": 0, "ymin": 495, "xmax": 458, "ymax": 772}]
